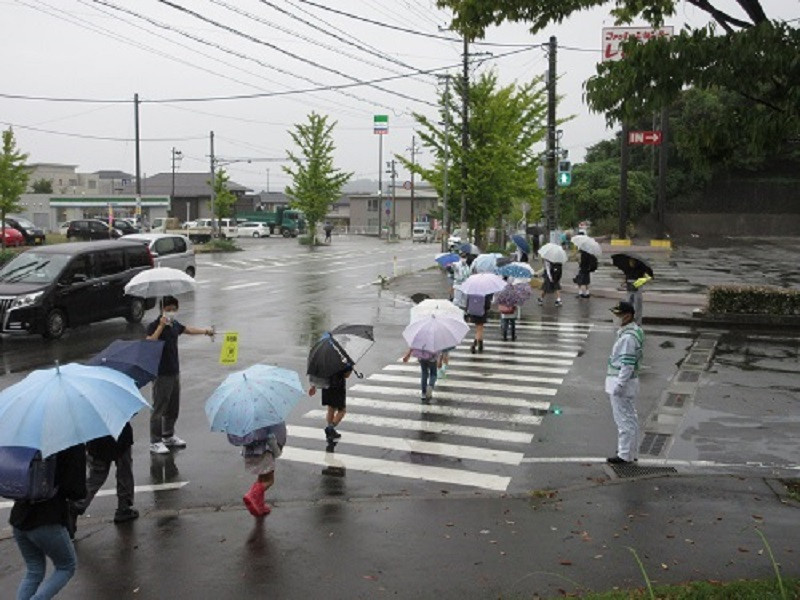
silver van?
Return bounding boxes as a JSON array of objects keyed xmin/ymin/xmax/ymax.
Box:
[{"xmin": 122, "ymin": 233, "xmax": 196, "ymax": 277}]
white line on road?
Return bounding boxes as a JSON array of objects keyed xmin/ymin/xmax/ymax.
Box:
[
  {"xmin": 435, "ymin": 354, "xmax": 576, "ymax": 367},
  {"xmin": 383, "ymin": 364, "xmax": 564, "ymax": 385},
  {"xmin": 0, "ymin": 481, "xmax": 189, "ymax": 510},
  {"xmin": 289, "ymin": 426, "xmax": 523, "ymax": 465},
  {"xmin": 281, "ymin": 446, "xmax": 511, "ymax": 491},
  {"xmin": 221, "ymin": 282, "xmax": 265, "ymax": 290},
  {"xmin": 368, "ymin": 373, "xmax": 558, "ymax": 395},
  {"xmin": 303, "ymin": 410, "xmax": 534, "ymax": 443},
  {"xmin": 349, "ymin": 384, "xmax": 553, "ymax": 408},
  {"xmin": 451, "ymin": 346, "xmax": 578, "ymax": 358},
  {"xmin": 442, "ymin": 359, "xmax": 570, "ymax": 375},
  {"xmin": 345, "ymin": 396, "xmax": 544, "ymax": 425}
]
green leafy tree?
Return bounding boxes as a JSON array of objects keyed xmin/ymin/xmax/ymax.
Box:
[
  {"xmin": 439, "ymin": 0, "xmax": 800, "ymax": 160},
  {"xmin": 31, "ymin": 178, "xmax": 53, "ymax": 194},
  {"xmin": 0, "ymin": 128, "xmax": 29, "ymax": 249},
  {"xmin": 398, "ymin": 71, "xmax": 548, "ymax": 246},
  {"xmin": 283, "ymin": 112, "xmax": 352, "ymax": 242},
  {"xmin": 210, "ymin": 167, "xmax": 236, "ymax": 220}
]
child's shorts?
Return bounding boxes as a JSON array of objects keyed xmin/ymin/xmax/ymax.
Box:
[{"xmin": 244, "ymin": 451, "xmax": 275, "ymax": 476}]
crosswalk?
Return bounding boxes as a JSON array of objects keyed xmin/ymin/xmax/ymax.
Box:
[{"xmin": 281, "ymin": 320, "xmax": 593, "ymax": 492}]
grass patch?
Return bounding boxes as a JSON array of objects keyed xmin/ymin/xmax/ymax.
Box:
[
  {"xmin": 578, "ymin": 578, "xmax": 799, "ymax": 599},
  {"xmin": 782, "ymin": 479, "xmax": 800, "ymax": 503},
  {"xmin": 44, "ymin": 233, "xmax": 68, "ymax": 245},
  {"xmin": 194, "ymin": 238, "xmax": 242, "ymax": 253}
]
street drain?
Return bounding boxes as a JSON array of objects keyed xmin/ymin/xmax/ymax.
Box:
[
  {"xmin": 684, "ymin": 352, "xmax": 711, "ymax": 367},
  {"xmin": 663, "ymin": 393, "xmax": 687, "ymax": 408},
  {"xmin": 693, "ymin": 338, "xmax": 717, "ymax": 350},
  {"xmin": 676, "ymin": 370, "xmax": 701, "ymax": 383},
  {"xmin": 640, "ymin": 432, "xmax": 670, "ymax": 456},
  {"xmin": 610, "ymin": 464, "xmax": 678, "ymax": 478}
]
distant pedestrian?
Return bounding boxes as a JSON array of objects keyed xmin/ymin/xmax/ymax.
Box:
[
  {"xmin": 146, "ymin": 295, "xmax": 216, "ymax": 455},
  {"xmin": 538, "ymin": 260, "xmax": 563, "ymax": 306},
  {"xmin": 466, "ymin": 293, "xmax": 493, "ymax": 353},
  {"xmin": 574, "ymin": 249, "xmax": 598, "ymax": 298},
  {"xmin": 605, "ymin": 301, "xmax": 645, "ymax": 464},
  {"xmin": 69, "ymin": 422, "xmax": 138, "ymax": 534},
  {"xmin": 530, "ymin": 226, "xmax": 541, "ymax": 258},
  {"xmin": 452, "ymin": 253, "xmax": 471, "ymax": 309},
  {"xmin": 308, "ymin": 366, "xmax": 352, "ymax": 442},
  {"xmin": 9, "ymin": 443, "xmax": 87, "ymax": 600},
  {"xmin": 230, "ymin": 422, "xmax": 286, "ymax": 517},
  {"xmin": 323, "ymin": 222, "xmax": 333, "ymax": 243},
  {"xmin": 402, "ymin": 347, "xmax": 440, "ymax": 401}
]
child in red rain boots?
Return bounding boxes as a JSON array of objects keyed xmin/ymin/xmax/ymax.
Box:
[{"xmin": 228, "ymin": 422, "xmax": 287, "ymax": 517}]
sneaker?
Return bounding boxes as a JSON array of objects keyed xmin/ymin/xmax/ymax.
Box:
[
  {"xmin": 150, "ymin": 441, "xmax": 170, "ymax": 455},
  {"xmin": 162, "ymin": 435, "xmax": 186, "ymax": 448},
  {"xmin": 555, "ymin": 299, "xmax": 563, "ymax": 306},
  {"xmin": 114, "ymin": 507, "xmax": 140, "ymax": 523},
  {"xmin": 606, "ymin": 455, "xmax": 630, "ymax": 464},
  {"xmin": 425, "ymin": 387, "xmax": 433, "ymax": 401}
]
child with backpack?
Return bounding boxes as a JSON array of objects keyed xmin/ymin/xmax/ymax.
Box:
[
  {"xmin": 402, "ymin": 347, "xmax": 440, "ymax": 401},
  {"xmin": 573, "ymin": 250, "xmax": 598, "ymax": 298},
  {"xmin": 465, "ymin": 293, "xmax": 493, "ymax": 353},
  {"xmin": 229, "ymin": 422, "xmax": 287, "ymax": 517},
  {"xmin": 309, "ymin": 366, "xmax": 353, "ymax": 443},
  {"xmin": 538, "ymin": 260, "xmax": 563, "ymax": 306}
]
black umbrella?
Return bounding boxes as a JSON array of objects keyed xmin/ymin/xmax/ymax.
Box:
[
  {"xmin": 611, "ymin": 252, "xmax": 654, "ymax": 279},
  {"xmin": 87, "ymin": 339, "xmax": 164, "ymax": 388},
  {"xmin": 307, "ymin": 324, "xmax": 374, "ymax": 385},
  {"xmin": 409, "ymin": 292, "xmax": 430, "ymax": 304}
]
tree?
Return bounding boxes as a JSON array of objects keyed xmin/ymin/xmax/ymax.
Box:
[
  {"xmin": 31, "ymin": 178, "xmax": 53, "ymax": 194},
  {"xmin": 0, "ymin": 128, "xmax": 29, "ymax": 249},
  {"xmin": 283, "ymin": 112, "xmax": 352, "ymax": 243},
  {"xmin": 398, "ymin": 71, "xmax": 548, "ymax": 246},
  {"xmin": 210, "ymin": 168, "xmax": 236, "ymax": 220},
  {"xmin": 439, "ymin": 1, "xmax": 800, "ymax": 159}
]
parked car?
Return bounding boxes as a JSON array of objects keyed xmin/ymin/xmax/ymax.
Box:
[
  {"xmin": 0, "ymin": 240, "xmax": 156, "ymax": 339},
  {"xmin": 236, "ymin": 222, "xmax": 271, "ymax": 238},
  {"xmin": 1, "ymin": 227, "xmax": 25, "ymax": 247},
  {"xmin": 123, "ymin": 233, "xmax": 196, "ymax": 277},
  {"xmin": 412, "ymin": 224, "xmax": 433, "ymax": 243},
  {"xmin": 5, "ymin": 216, "xmax": 46, "ymax": 245},
  {"xmin": 66, "ymin": 219, "xmax": 122, "ymax": 241},
  {"xmin": 102, "ymin": 218, "xmax": 138, "ymax": 235}
]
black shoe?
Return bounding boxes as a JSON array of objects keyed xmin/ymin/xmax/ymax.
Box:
[
  {"xmin": 114, "ymin": 507, "xmax": 140, "ymax": 523},
  {"xmin": 470, "ymin": 341, "xmax": 477, "ymax": 354},
  {"xmin": 478, "ymin": 340, "xmax": 484, "ymax": 353},
  {"xmin": 502, "ymin": 334, "xmax": 507, "ymax": 341},
  {"xmin": 606, "ymin": 456, "xmax": 630, "ymax": 464},
  {"xmin": 329, "ymin": 427, "xmax": 342, "ymax": 439}
]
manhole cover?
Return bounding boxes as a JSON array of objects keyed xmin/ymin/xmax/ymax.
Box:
[
  {"xmin": 684, "ymin": 353, "xmax": 710, "ymax": 366},
  {"xmin": 663, "ymin": 393, "xmax": 687, "ymax": 408},
  {"xmin": 610, "ymin": 464, "xmax": 678, "ymax": 478},
  {"xmin": 640, "ymin": 432, "xmax": 671, "ymax": 455},
  {"xmin": 676, "ymin": 370, "xmax": 701, "ymax": 383}
]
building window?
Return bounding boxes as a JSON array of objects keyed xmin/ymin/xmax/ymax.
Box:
[
  {"xmin": 68, "ymin": 179, "xmax": 78, "ymax": 186},
  {"xmin": 367, "ymin": 199, "xmax": 378, "ymax": 211},
  {"xmin": 88, "ymin": 180, "xmax": 97, "ymax": 189}
]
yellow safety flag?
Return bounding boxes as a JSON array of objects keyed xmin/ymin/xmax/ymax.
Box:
[
  {"xmin": 219, "ymin": 331, "xmax": 239, "ymax": 365},
  {"xmin": 633, "ymin": 274, "xmax": 653, "ymax": 289}
]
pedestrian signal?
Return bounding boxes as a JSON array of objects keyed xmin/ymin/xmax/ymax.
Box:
[{"xmin": 557, "ymin": 172, "xmax": 571, "ymax": 187}]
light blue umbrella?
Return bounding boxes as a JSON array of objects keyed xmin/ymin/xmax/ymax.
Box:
[
  {"xmin": 498, "ymin": 262, "xmax": 535, "ymax": 279},
  {"xmin": 205, "ymin": 364, "xmax": 305, "ymax": 436},
  {"xmin": 473, "ymin": 253, "xmax": 504, "ymax": 274},
  {"xmin": 0, "ymin": 363, "xmax": 150, "ymax": 457}
]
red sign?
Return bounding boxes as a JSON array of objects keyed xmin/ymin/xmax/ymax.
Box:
[
  {"xmin": 627, "ymin": 130, "xmax": 662, "ymax": 145},
  {"xmin": 602, "ymin": 26, "xmax": 673, "ymax": 62}
]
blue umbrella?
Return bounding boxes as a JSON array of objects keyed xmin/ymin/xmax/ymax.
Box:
[
  {"xmin": 87, "ymin": 339, "xmax": 164, "ymax": 388},
  {"xmin": 459, "ymin": 243, "xmax": 481, "ymax": 255},
  {"xmin": 473, "ymin": 253, "xmax": 504, "ymax": 274},
  {"xmin": 512, "ymin": 234, "xmax": 530, "ymax": 254},
  {"xmin": 435, "ymin": 252, "xmax": 460, "ymax": 267},
  {"xmin": 205, "ymin": 364, "xmax": 305, "ymax": 436},
  {"xmin": 0, "ymin": 363, "xmax": 150, "ymax": 457},
  {"xmin": 498, "ymin": 262, "xmax": 535, "ymax": 279}
]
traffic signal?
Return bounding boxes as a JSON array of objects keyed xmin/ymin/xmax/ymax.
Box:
[{"xmin": 557, "ymin": 160, "xmax": 572, "ymax": 187}]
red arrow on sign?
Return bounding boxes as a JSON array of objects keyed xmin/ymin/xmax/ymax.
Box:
[{"xmin": 627, "ymin": 130, "xmax": 662, "ymax": 145}]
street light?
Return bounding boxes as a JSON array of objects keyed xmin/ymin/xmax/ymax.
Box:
[{"xmin": 171, "ymin": 147, "xmax": 183, "ymax": 220}]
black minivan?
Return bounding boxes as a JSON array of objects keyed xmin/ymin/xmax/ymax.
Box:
[{"xmin": 0, "ymin": 240, "xmax": 156, "ymax": 339}]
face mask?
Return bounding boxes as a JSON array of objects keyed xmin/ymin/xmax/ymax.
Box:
[{"xmin": 164, "ymin": 310, "xmax": 177, "ymax": 321}]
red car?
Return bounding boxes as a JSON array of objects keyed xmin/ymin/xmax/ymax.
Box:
[{"xmin": 1, "ymin": 227, "xmax": 25, "ymax": 247}]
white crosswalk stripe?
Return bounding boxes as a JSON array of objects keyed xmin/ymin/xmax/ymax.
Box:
[{"xmin": 280, "ymin": 319, "xmax": 593, "ymax": 492}]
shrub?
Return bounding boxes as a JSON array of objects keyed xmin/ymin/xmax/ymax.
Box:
[
  {"xmin": 0, "ymin": 248, "xmax": 17, "ymax": 266},
  {"xmin": 194, "ymin": 238, "xmax": 241, "ymax": 253},
  {"xmin": 708, "ymin": 285, "xmax": 800, "ymax": 316}
]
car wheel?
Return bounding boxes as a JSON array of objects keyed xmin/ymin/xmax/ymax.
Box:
[
  {"xmin": 43, "ymin": 309, "xmax": 67, "ymax": 339},
  {"xmin": 283, "ymin": 230, "xmax": 291, "ymax": 238},
  {"xmin": 126, "ymin": 297, "xmax": 145, "ymax": 323},
  {"xmin": 253, "ymin": 232, "xmax": 260, "ymax": 238},
  {"xmin": 185, "ymin": 266, "xmax": 196, "ymax": 278}
]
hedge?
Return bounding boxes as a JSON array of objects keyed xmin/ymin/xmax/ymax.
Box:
[{"xmin": 708, "ymin": 285, "xmax": 800, "ymax": 316}]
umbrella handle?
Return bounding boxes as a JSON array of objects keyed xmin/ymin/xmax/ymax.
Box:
[{"xmin": 353, "ymin": 369, "xmax": 364, "ymax": 379}]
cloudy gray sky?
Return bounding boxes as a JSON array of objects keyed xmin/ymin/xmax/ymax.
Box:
[{"xmin": 3, "ymin": 0, "xmax": 795, "ymax": 193}]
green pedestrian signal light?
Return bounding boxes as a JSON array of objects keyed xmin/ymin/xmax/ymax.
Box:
[{"xmin": 557, "ymin": 172, "xmax": 571, "ymax": 187}]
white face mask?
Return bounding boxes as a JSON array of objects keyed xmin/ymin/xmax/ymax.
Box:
[{"xmin": 164, "ymin": 310, "xmax": 178, "ymax": 320}]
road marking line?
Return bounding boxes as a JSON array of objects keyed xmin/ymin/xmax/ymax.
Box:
[
  {"xmin": 457, "ymin": 339, "xmax": 584, "ymax": 351},
  {"xmin": 345, "ymin": 396, "xmax": 544, "ymax": 425},
  {"xmin": 289, "ymin": 426, "xmax": 523, "ymax": 465},
  {"xmin": 442, "ymin": 360, "xmax": 571, "ymax": 375},
  {"xmin": 221, "ymin": 282, "xmax": 264, "ymax": 290},
  {"xmin": 281, "ymin": 447, "xmax": 511, "ymax": 491},
  {"xmin": 435, "ymin": 354, "xmax": 575, "ymax": 367},
  {"xmin": 508, "ymin": 327, "xmax": 588, "ymax": 338},
  {"xmin": 367, "ymin": 373, "xmax": 557, "ymax": 396},
  {"xmin": 350, "ymin": 384, "xmax": 553, "ymax": 407},
  {"xmin": 451, "ymin": 346, "xmax": 578, "ymax": 358},
  {"xmin": 0, "ymin": 481, "xmax": 189, "ymax": 510},
  {"xmin": 383, "ymin": 364, "xmax": 564, "ymax": 385},
  {"xmin": 304, "ymin": 410, "xmax": 534, "ymax": 443}
]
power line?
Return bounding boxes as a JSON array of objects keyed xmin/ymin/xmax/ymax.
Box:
[{"xmin": 2, "ymin": 120, "xmax": 205, "ymax": 142}]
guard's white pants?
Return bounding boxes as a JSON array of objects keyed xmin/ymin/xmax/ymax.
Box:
[{"xmin": 609, "ymin": 392, "xmax": 639, "ymax": 461}]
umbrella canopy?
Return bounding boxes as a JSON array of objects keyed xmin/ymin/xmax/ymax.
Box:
[
  {"xmin": 458, "ymin": 273, "xmax": 506, "ymax": 296},
  {"xmin": 495, "ymin": 256, "xmax": 513, "ymax": 267},
  {"xmin": 402, "ymin": 314, "xmax": 469, "ymax": 354},
  {"xmin": 572, "ymin": 235, "xmax": 602, "ymax": 257},
  {"xmin": 538, "ymin": 242, "xmax": 568, "ymax": 264},
  {"xmin": 459, "ymin": 243, "xmax": 481, "ymax": 255},
  {"xmin": 205, "ymin": 364, "xmax": 304, "ymax": 436},
  {"xmin": 307, "ymin": 324, "xmax": 374, "ymax": 383},
  {"xmin": 611, "ymin": 252, "xmax": 654, "ymax": 278},
  {"xmin": 511, "ymin": 234, "xmax": 530, "ymax": 254},
  {"xmin": 124, "ymin": 267, "xmax": 196, "ymax": 298},
  {"xmin": 498, "ymin": 262, "xmax": 535, "ymax": 280},
  {"xmin": 87, "ymin": 339, "xmax": 164, "ymax": 388},
  {"xmin": 434, "ymin": 252, "xmax": 460, "ymax": 267},
  {"xmin": 0, "ymin": 363, "xmax": 150, "ymax": 457},
  {"xmin": 473, "ymin": 253, "xmax": 503, "ymax": 274},
  {"xmin": 410, "ymin": 299, "xmax": 464, "ymax": 323},
  {"xmin": 495, "ymin": 282, "xmax": 533, "ymax": 308}
]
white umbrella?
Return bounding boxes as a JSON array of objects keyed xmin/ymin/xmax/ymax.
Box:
[
  {"xmin": 572, "ymin": 235, "xmax": 602, "ymax": 257},
  {"xmin": 458, "ymin": 273, "xmax": 507, "ymax": 296},
  {"xmin": 410, "ymin": 299, "xmax": 464, "ymax": 323},
  {"xmin": 124, "ymin": 267, "xmax": 196, "ymax": 298},
  {"xmin": 538, "ymin": 242, "xmax": 568, "ymax": 264},
  {"xmin": 402, "ymin": 314, "xmax": 469, "ymax": 354}
]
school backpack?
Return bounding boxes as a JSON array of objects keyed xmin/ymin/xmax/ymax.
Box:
[
  {"xmin": 0, "ymin": 446, "xmax": 58, "ymax": 502},
  {"xmin": 466, "ymin": 294, "xmax": 486, "ymax": 317},
  {"xmin": 410, "ymin": 348, "xmax": 437, "ymax": 361},
  {"xmin": 587, "ymin": 254, "xmax": 599, "ymax": 273},
  {"xmin": 550, "ymin": 263, "xmax": 563, "ymax": 282}
]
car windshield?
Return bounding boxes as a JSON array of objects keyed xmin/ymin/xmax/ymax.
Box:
[
  {"xmin": 0, "ymin": 252, "xmax": 71, "ymax": 284},
  {"xmin": 11, "ymin": 217, "xmax": 35, "ymax": 229}
]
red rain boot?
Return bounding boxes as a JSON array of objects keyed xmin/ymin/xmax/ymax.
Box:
[{"xmin": 243, "ymin": 482, "xmax": 266, "ymax": 517}]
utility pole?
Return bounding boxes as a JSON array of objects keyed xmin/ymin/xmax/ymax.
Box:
[
  {"xmin": 441, "ymin": 74, "xmax": 451, "ymax": 251},
  {"xmin": 209, "ymin": 131, "xmax": 217, "ymax": 236},
  {"xmin": 171, "ymin": 147, "xmax": 182, "ymax": 218},
  {"xmin": 460, "ymin": 34, "xmax": 469, "ymax": 238},
  {"xmin": 545, "ymin": 36, "xmax": 557, "ymax": 243},
  {"xmin": 378, "ymin": 132, "xmax": 384, "ymax": 238},
  {"xmin": 656, "ymin": 106, "xmax": 669, "ymax": 236},
  {"xmin": 134, "ymin": 93, "xmax": 141, "ymax": 220},
  {"xmin": 619, "ymin": 124, "xmax": 629, "ymax": 239},
  {"xmin": 408, "ymin": 135, "xmax": 422, "ymax": 228},
  {"xmin": 387, "ymin": 159, "xmax": 397, "ymax": 239}
]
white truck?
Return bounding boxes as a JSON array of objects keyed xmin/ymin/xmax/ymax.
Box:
[{"xmin": 162, "ymin": 218, "xmax": 239, "ymax": 243}]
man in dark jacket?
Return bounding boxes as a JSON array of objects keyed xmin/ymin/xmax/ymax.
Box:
[{"xmin": 10, "ymin": 444, "xmax": 87, "ymax": 599}]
